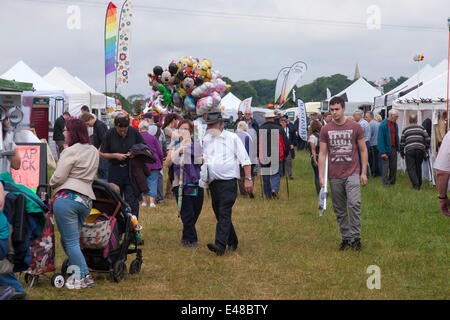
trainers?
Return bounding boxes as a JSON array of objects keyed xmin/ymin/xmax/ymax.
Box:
[
  {"xmin": 65, "ymin": 277, "xmax": 82, "ymax": 290},
  {"xmin": 81, "ymin": 274, "xmax": 95, "ymax": 288},
  {"xmin": 350, "ymin": 238, "xmax": 362, "ymax": 251},
  {"xmin": 150, "ymin": 203, "xmax": 156, "ymax": 208},
  {"xmin": 339, "ymin": 240, "xmax": 351, "ymax": 251},
  {"xmin": 141, "ymin": 202, "xmax": 147, "ymax": 207}
]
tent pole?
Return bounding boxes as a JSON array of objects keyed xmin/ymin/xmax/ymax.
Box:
[{"xmin": 447, "ymin": 17, "xmax": 450, "ymax": 130}]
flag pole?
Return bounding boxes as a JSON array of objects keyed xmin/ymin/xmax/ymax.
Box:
[{"xmin": 115, "ymin": 0, "xmax": 128, "ymax": 103}]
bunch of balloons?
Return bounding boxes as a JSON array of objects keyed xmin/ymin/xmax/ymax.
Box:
[{"xmin": 145, "ymin": 56, "xmax": 230, "ymax": 119}]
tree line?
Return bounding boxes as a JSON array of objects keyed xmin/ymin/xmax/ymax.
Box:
[{"xmin": 106, "ymin": 74, "xmax": 408, "ymax": 112}]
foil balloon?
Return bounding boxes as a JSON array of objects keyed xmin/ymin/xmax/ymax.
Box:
[{"xmin": 184, "ymin": 95, "xmax": 197, "ymax": 118}]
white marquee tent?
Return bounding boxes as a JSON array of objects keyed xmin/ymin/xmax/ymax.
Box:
[
  {"xmin": 393, "ymin": 62, "xmax": 448, "ymax": 151},
  {"xmin": 373, "ymin": 59, "xmax": 448, "ymax": 114},
  {"xmin": 44, "ymin": 67, "xmax": 92, "ymax": 117},
  {"xmin": 219, "ymin": 92, "xmax": 241, "ymax": 120},
  {"xmin": 0, "ymin": 61, "xmax": 69, "ymax": 126},
  {"xmin": 327, "ymin": 78, "xmax": 381, "ymax": 115},
  {"xmin": 44, "ymin": 67, "xmax": 113, "ymax": 118},
  {"xmin": 392, "ymin": 59, "xmax": 448, "ymax": 181}
]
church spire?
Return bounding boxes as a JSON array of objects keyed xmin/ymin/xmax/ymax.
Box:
[{"xmin": 354, "ymin": 63, "xmax": 361, "ymax": 80}]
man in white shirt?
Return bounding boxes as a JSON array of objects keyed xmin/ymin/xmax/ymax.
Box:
[{"xmin": 202, "ymin": 111, "xmax": 253, "ymax": 255}]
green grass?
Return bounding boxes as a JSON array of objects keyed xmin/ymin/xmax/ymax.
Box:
[{"xmin": 25, "ymin": 151, "xmax": 450, "ymax": 299}]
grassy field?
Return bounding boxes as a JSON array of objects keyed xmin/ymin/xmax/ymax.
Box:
[{"xmin": 27, "ymin": 150, "xmax": 448, "ymax": 300}]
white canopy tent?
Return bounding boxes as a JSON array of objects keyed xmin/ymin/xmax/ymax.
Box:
[
  {"xmin": 373, "ymin": 59, "xmax": 448, "ymax": 115},
  {"xmin": 327, "ymin": 78, "xmax": 381, "ymax": 115},
  {"xmin": 392, "ymin": 62, "xmax": 448, "ymax": 181},
  {"xmin": 219, "ymin": 92, "xmax": 241, "ymax": 120},
  {"xmin": 0, "ymin": 60, "xmax": 69, "ymax": 126},
  {"xmin": 44, "ymin": 67, "xmax": 92, "ymax": 117}
]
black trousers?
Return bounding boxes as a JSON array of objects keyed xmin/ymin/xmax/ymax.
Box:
[
  {"xmin": 108, "ymin": 165, "xmax": 140, "ymax": 218},
  {"xmin": 405, "ymin": 149, "xmax": 424, "ymax": 189},
  {"xmin": 173, "ymin": 186, "xmax": 204, "ymax": 243},
  {"xmin": 209, "ymin": 179, "xmax": 238, "ymax": 250},
  {"xmin": 368, "ymin": 146, "xmax": 379, "ymax": 177}
]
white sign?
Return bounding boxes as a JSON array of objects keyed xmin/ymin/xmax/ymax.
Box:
[{"xmin": 239, "ymin": 97, "xmax": 252, "ymax": 111}]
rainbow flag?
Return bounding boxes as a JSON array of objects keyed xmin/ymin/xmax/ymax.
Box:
[{"xmin": 105, "ymin": 2, "xmax": 118, "ymax": 75}]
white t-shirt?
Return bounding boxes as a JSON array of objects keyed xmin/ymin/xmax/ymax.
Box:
[{"xmin": 308, "ymin": 134, "xmax": 319, "ymax": 146}]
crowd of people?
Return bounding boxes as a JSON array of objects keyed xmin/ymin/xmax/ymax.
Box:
[{"xmin": 0, "ymin": 100, "xmax": 448, "ymax": 295}]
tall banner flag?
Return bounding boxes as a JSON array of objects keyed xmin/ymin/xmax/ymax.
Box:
[
  {"xmin": 274, "ymin": 67, "xmax": 290, "ymax": 104},
  {"xmin": 116, "ymin": 0, "xmax": 134, "ymax": 87},
  {"xmin": 105, "ymin": 2, "xmax": 118, "ymax": 75},
  {"xmin": 239, "ymin": 97, "xmax": 252, "ymax": 111},
  {"xmin": 297, "ymin": 99, "xmax": 308, "ymax": 142},
  {"xmin": 281, "ymin": 61, "xmax": 307, "ymax": 105},
  {"xmin": 326, "ymin": 88, "xmax": 331, "ymax": 100}
]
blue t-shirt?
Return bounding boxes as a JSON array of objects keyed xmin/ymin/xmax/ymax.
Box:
[{"xmin": 0, "ymin": 178, "xmax": 9, "ymax": 240}]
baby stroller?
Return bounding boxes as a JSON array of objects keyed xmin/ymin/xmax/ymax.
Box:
[{"xmin": 61, "ymin": 179, "xmax": 143, "ymax": 282}]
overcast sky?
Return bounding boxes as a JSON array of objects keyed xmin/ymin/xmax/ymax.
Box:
[{"xmin": 1, "ymin": 0, "xmax": 449, "ymax": 99}]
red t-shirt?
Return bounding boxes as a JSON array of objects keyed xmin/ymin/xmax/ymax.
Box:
[
  {"xmin": 319, "ymin": 119, "xmax": 365, "ymax": 179},
  {"xmin": 388, "ymin": 120, "xmax": 396, "ymax": 147}
]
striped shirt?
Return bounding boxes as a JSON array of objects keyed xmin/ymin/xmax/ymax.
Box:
[{"xmin": 399, "ymin": 124, "xmax": 431, "ymax": 156}]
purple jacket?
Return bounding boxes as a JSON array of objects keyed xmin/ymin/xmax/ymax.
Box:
[{"xmin": 141, "ymin": 131, "xmax": 163, "ymax": 170}]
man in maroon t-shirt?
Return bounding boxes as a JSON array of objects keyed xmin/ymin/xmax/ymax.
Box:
[{"xmin": 318, "ymin": 97, "xmax": 368, "ymax": 251}]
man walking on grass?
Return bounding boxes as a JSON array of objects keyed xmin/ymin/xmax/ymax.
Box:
[
  {"xmin": 399, "ymin": 113, "xmax": 430, "ymax": 190},
  {"xmin": 318, "ymin": 96, "xmax": 368, "ymax": 251}
]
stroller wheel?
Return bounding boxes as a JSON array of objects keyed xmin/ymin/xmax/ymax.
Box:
[
  {"xmin": 61, "ymin": 258, "xmax": 70, "ymax": 276},
  {"xmin": 112, "ymin": 260, "xmax": 127, "ymax": 282},
  {"xmin": 24, "ymin": 274, "xmax": 39, "ymax": 288},
  {"xmin": 129, "ymin": 259, "xmax": 142, "ymax": 274},
  {"xmin": 51, "ymin": 273, "xmax": 65, "ymax": 288}
]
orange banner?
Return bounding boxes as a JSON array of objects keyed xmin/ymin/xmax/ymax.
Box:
[{"xmin": 11, "ymin": 145, "xmax": 41, "ymax": 190}]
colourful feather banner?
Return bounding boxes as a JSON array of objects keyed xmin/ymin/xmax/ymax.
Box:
[
  {"xmin": 116, "ymin": 0, "xmax": 134, "ymax": 87},
  {"xmin": 280, "ymin": 61, "xmax": 307, "ymax": 105},
  {"xmin": 274, "ymin": 67, "xmax": 290, "ymax": 105},
  {"xmin": 105, "ymin": 2, "xmax": 118, "ymax": 75}
]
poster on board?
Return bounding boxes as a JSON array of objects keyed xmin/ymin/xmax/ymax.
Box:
[{"xmin": 11, "ymin": 143, "xmax": 47, "ymax": 191}]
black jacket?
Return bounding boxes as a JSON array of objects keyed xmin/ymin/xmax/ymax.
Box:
[
  {"xmin": 53, "ymin": 116, "xmax": 65, "ymax": 141},
  {"xmin": 129, "ymin": 143, "xmax": 156, "ymax": 197}
]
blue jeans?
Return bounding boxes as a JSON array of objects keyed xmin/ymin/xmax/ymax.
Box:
[
  {"xmin": 53, "ymin": 198, "xmax": 90, "ymax": 279},
  {"xmin": 0, "ymin": 238, "xmax": 24, "ymax": 293},
  {"xmin": 310, "ymin": 155, "xmax": 320, "ymax": 194},
  {"xmin": 262, "ymin": 162, "xmax": 283, "ymax": 199},
  {"xmin": 145, "ymin": 170, "xmax": 159, "ymax": 197}
]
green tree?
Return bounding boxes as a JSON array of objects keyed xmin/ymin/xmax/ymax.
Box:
[{"xmin": 104, "ymin": 92, "xmax": 132, "ymax": 113}]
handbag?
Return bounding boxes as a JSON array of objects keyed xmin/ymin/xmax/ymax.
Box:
[{"xmin": 80, "ymin": 215, "xmax": 112, "ymax": 249}]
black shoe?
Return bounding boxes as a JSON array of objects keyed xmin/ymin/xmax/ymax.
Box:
[
  {"xmin": 339, "ymin": 240, "xmax": 351, "ymax": 251},
  {"xmin": 289, "ymin": 176, "xmax": 294, "ymax": 180},
  {"xmin": 227, "ymin": 243, "xmax": 238, "ymax": 252},
  {"xmin": 271, "ymin": 191, "xmax": 278, "ymax": 199},
  {"xmin": 249, "ymin": 193, "xmax": 255, "ymax": 199},
  {"xmin": 207, "ymin": 243, "xmax": 225, "ymax": 256},
  {"xmin": 350, "ymin": 238, "xmax": 362, "ymax": 251},
  {"xmin": 137, "ymin": 238, "xmax": 144, "ymax": 246}
]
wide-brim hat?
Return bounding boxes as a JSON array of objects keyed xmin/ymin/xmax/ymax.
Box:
[
  {"xmin": 264, "ymin": 110, "xmax": 276, "ymax": 118},
  {"xmin": 205, "ymin": 110, "xmax": 223, "ymax": 124}
]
